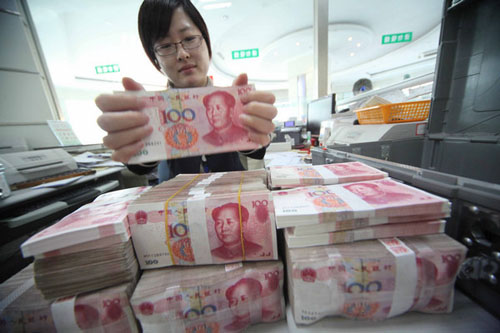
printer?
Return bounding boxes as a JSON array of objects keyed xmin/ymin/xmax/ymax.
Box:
[{"xmin": 0, "ymin": 149, "xmax": 78, "ymax": 188}]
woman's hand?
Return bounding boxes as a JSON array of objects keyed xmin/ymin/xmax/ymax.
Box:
[
  {"xmin": 233, "ymin": 73, "xmax": 277, "ymax": 146},
  {"xmin": 95, "ymin": 77, "xmax": 153, "ymax": 163}
]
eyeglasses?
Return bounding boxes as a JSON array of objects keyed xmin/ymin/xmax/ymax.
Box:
[{"xmin": 154, "ymin": 35, "xmax": 203, "ymax": 57}]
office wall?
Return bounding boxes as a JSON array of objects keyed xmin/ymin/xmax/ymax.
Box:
[{"xmin": 0, "ymin": 0, "xmax": 60, "ymax": 150}]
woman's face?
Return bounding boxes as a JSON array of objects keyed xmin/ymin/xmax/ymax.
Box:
[{"xmin": 154, "ymin": 7, "xmax": 210, "ymax": 88}]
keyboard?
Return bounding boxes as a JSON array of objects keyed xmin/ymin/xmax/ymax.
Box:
[{"xmin": 10, "ymin": 168, "xmax": 96, "ymax": 190}]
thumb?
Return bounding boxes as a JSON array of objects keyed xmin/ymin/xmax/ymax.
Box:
[
  {"xmin": 232, "ymin": 73, "xmax": 248, "ymax": 86},
  {"xmin": 122, "ymin": 77, "xmax": 145, "ymax": 91}
]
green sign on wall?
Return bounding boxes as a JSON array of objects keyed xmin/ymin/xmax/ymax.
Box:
[
  {"xmin": 381, "ymin": 32, "xmax": 413, "ymax": 44},
  {"xmin": 232, "ymin": 48, "xmax": 259, "ymax": 60},
  {"xmin": 95, "ymin": 64, "xmax": 120, "ymax": 74}
]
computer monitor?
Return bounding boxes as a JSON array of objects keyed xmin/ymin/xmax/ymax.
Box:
[{"xmin": 306, "ymin": 94, "xmax": 336, "ymax": 136}]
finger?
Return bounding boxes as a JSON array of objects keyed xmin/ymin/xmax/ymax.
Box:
[
  {"xmin": 111, "ymin": 141, "xmax": 145, "ymax": 163},
  {"xmin": 102, "ymin": 125, "xmax": 153, "ymax": 150},
  {"xmin": 241, "ymin": 91, "xmax": 276, "ymax": 105},
  {"xmin": 232, "ymin": 73, "xmax": 248, "ymax": 86},
  {"xmin": 240, "ymin": 114, "xmax": 275, "ymax": 134},
  {"xmin": 97, "ymin": 111, "xmax": 149, "ymax": 132},
  {"xmin": 95, "ymin": 94, "xmax": 147, "ymax": 112},
  {"xmin": 241, "ymin": 102, "xmax": 278, "ymax": 121},
  {"xmin": 246, "ymin": 131, "xmax": 271, "ymax": 146},
  {"xmin": 122, "ymin": 77, "xmax": 145, "ymax": 91}
]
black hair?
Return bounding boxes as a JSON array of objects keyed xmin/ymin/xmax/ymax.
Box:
[{"xmin": 138, "ymin": 0, "xmax": 212, "ymax": 72}]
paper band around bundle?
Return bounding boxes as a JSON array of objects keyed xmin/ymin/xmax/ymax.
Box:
[
  {"xmin": 51, "ymin": 296, "xmax": 81, "ymax": 332},
  {"xmin": 164, "ymin": 174, "xmax": 201, "ymax": 264},
  {"xmin": 315, "ymin": 165, "xmax": 340, "ymax": 183},
  {"xmin": 237, "ymin": 172, "xmax": 246, "ymax": 260},
  {"xmin": 187, "ymin": 194, "xmax": 212, "ymax": 264},
  {"xmin": 379, "ymin": 237, "xmax": 418, "ymax": 318},
  {"xmin": 0, "ymin": 277, "xmax": 35, "ymax": 313}
]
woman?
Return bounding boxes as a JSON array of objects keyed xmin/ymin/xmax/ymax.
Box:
[{"xmin": 95, "ymin": 0, "xmax": 277, "ymax": 181}]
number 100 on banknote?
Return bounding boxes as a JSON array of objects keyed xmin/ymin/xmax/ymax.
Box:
[{"xmin": 127, "ymin": 85, "xmax": 259, "ymax": 163}]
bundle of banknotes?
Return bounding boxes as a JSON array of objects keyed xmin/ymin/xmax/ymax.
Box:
[
  {"xmin": 130, "ymin": 261, "xmax": 285, "ymax": 332},
  {"xmin": 272, "ymin": 178, "xmax": 450, "ymax": 247},
  {"xmin": 32, "ymin": 239, "xmax": 139, "ymax": 300},
  {"xmin": 286, "ymin": 234, "xmax": 467, "ymax": 323},
  {"xmin": 284, "ymin": 220, "xmax": 446, "ymax": 247},
  {"xmin": 126, "ymin": 85, "xmax": 260, "ymax": 164},
  {"xmin": 268, "ymin": 161, "xmax": 388, "ymax": 189},
  {"xmin": 127, "ymin": 170, "xmax": 278, "ymax": 269},
  {"xmin": 0, "ymin": 264, "xmax": 139, "ymax": 332},
  {"xmin": 20, "ymin": 187, "xmax": 148, "ymax": 299}
]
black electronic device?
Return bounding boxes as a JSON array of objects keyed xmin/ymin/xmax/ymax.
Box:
[{"xmin": 306, "ymin": 94, "xmax": 336, "ymax": 136}]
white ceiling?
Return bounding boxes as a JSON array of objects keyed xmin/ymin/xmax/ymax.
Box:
[{"xmin": 27, "ymin": 0, "xmax": 444, "ymax": 93}]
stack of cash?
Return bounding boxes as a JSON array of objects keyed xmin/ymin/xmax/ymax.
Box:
[
  {"xmin": 286, "ymin": 234, "xmax": 467, "ymax": 323},
  {"xmin": 268, "ymin": 161, "xmax": 388, "ymax": 189},
  {"xmin": 0, "ymin": 264, "xmax": 139, "ymax": 332},
  {"xmin": 273, "ymin": 178, "xmax": 451, "ymax": 247},
  {"xmin": 130, "ymin": 261, "xmax": 285, "ymax": 332},
  {"xmin": 284, "ymin": 220, "xmax": 446, "ymax": 248},
  {"xmin": 126, "ymin": 85, "xmax": 260, "ymax": 164},
  {"xmin": 20, "ymin": 187, "xmax": 148, "ymax": 299},
  {"xmin": 127, "ymin": 170, "xmax": 278, "ymax": 269}
]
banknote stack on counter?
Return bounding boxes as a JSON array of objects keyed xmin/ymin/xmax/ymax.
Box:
[
  {"xmin": 130, "ymin": 261, "xmax": 285, "ymax": 332},
  {"xmin": 126, "ymin": 85, "xmax": 260, "ymax": 164},
  {"xmin": 127, "ymin": 170, "xmax": 278, "ymax": 268},
  {"xmin": 286, "ymin": 234, "xmax": 467, "ymax": 323},
  {"xmin": 273, "ymin": 172, "xmax": 451, "ymax": 247},
  {"xmin": 6, "ymin": 187, "xmax": 151, "ymax": 332},
  {"xmin": 0, "ymin": 264, "xmax": 138, "ymax": 332},
  {"xmin": 127, "ymin": 169, "xmax": 284, "ymax": 331},
  {"xmin": 270, "ymin": 161, "xmax": 467, "ymax": 323},
  {"xmin": 268, "ymin": 161, "xmax": 388, "ymax": 189}
]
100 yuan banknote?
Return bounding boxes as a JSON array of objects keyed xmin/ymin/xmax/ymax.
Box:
[{"xmin": 126, "ymin": 85, "xmax": 259, "ymax": 163}]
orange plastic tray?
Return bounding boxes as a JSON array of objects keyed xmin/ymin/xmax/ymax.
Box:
[{"xmin": 355, "ymin": 100, "xmax": 431, "ymax": 124}]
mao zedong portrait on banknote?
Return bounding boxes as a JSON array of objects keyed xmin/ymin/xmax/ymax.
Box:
[
  {"xmin": 323, "ymin": 163, "xmax": 371, "ymax": 176},
  {"xmin": 211, "ymin": 203, "xmax": 262, "ymax": 260},
  {"xmin": 344, "ymin": 181, "xmax": 413, "ymax": 205},
  {"xmin": 225, "ymin": 277, "xmax": 276, "ymax": 331},
  {"xmin": 202, "ymin": 90, "xmax": 249, "ymax": 146}
]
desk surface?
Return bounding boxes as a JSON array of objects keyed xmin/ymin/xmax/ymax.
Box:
[{"xmin": 248, "ymin": 290, "xmax": 500, "ymax": 332}]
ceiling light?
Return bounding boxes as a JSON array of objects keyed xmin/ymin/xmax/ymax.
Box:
[
  {"xmin": 203, "ymin": 2, "xmax": 232, "ymax": 10},
  {"xmin": 296, "ymin": 42, "xmax": 300, "ymax": 46},
  {"xmin": 350, "ymin": 52, "xmax": 355, "ymax": 56},
  {"xmin": 356, "ymin": 43, "xmax": 361, "ymax": 47},
  {"xmin": 273, "ymin": 51, "xmax": 278, "ymax": 56},
  {"xmin": 347, "ymin": 36, "xmax": 353, "ymax": 42}
]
